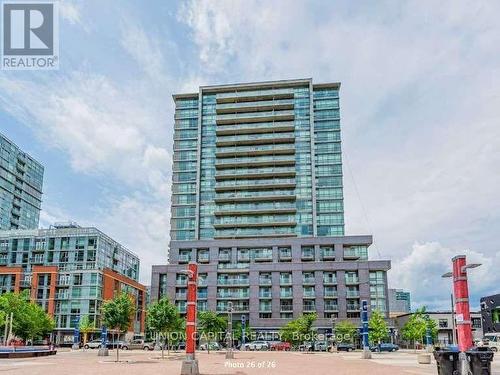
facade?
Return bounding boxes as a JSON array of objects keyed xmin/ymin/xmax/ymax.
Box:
[
  {"xmin": 480, "ymin": 293, "xmax": 500, "ymax": 334},
  {"xmin": 392, "ymin": 311, "xmax": 483, "ymax": 346},
  {"xmin": 152, "ymin": 78, "xmax": 391, "ymax": 334},
  {"xmin": 0, "ymin": 223, "xmax": 145, "ymax": 345},
  {"xmin": 388, "ymin": 288, "xmax": 411, "ymax": 317},
  {"xmin": 0, "ymin": 133, "xmax": 44, "ymax": 230}
]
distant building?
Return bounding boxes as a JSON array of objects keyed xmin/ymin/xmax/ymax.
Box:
[
  {"xmin": 0, "ymin": 132, "xmax": 44, "ymax": 230},
  {"xmin": 388, "ymin": 288, "xmax": 411, "ymax": 317},
  {"xmin": 0, "ymin": 222, "xmax": 146, "ymax": 345},
  {"xmin": 480, "ymin": 293, "xmax": 500, "ymax": 334},
  {"xmin": 392, "ymin": 311, "xmax": 483, "ymax": 346}
]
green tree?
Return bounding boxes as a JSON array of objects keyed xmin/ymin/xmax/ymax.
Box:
[
  {"xmin": 368, "ymin": 310, "xmax": 389, "ymax": 349},
  {"xmin": 401, "ymin": 307, "xmax": 435, "ymax": 350},
  {"xmin": 279, "ymin": 313, "xmax": 317, "ymax": 348},
  {"xmin": 79, "ymin": 315, "xmax": 95, "ymax": 346},
  {"xmin": 334, "ymin": 320, "xmax": 358, "ymax": 344},
  {"xmin": 0, "ymin": 291, "xmax": 54, "ymax": 343},
  {"xmin": 232, "ymin": 321, "xmax": 252, "ymax": 343},
  {"xmin": 198, "ymin": 311, "xmax": 227, "ymax": 354},
  {"xmin": 101, "ymin": 292, "xmax": 135, "ymax": 362},
  {"xmin": 146, "ymin": 298, "xmax": 183, "ymax": 358}
]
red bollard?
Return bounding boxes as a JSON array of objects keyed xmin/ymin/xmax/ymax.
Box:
[
  {"xmin": 181, "ymin": 262, "xmax": 199, "ymax": 375},
  {"xmin": 452, "ymin": 256, "xmax": 473, "ymax": 352}
]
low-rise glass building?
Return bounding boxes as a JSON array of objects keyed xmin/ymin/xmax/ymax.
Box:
[{"xmin": 0, "ymin": 222, "xmax": 145, "ymax": 345}]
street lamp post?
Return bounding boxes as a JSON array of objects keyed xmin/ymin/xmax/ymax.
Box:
[
  {"xmin": 442, "ymin": 255, "xmax": 481, "ymax": 375},
  {"xmin": 226, "ymin": 301, "xmax": 234, "ymax": 359},
  {"xmin": 181, "ymin": 262, "xmax": 199, "ymax": 375}
]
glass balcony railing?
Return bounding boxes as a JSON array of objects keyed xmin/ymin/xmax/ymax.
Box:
[
  {"xmin": 215, "ymin": 155, "xmax": 296, "ymax": 166},
  {"xmin": 280, "ymin": 277, "xmax": 292, "ymax": 285},
  {"xmin": 303, "ymin": 304, "xmax": 316, "ymax": 312},
  {"xmin": 176, "ymin": 279, "xmax": 187, "ymax": 286},
  {"xmin": 259, "ymin": 291, "xmax": 272, "ymax": 298},
  {"xmin": 324, "ymin": 304, "xmax": 339, "ymax": 311},
  {"xmin": 217, "ymin": 132, "xmax": 295, "ymax": 144},
  {"xmin": 216, "ymin": 88, "xmax": 295, "ymax": 100},
  {"xmin": 302, "ymin": 278, "xmax": 315, "ymax": 284},
  {"xmin": 215, "ymin": 189, "xmax": 295, "ymax": 200},
  {"xmin": 347, "ymin": 304, "xmax": 360, "ymax": 311},
  {"xmin": 322, "ymin": 250, "xmax": 335, "ymax": 259},
  {"xmin": 217, "ymin": 291, "xmax": 250, "ymax": 299},
  {"xmin": 280, "ymin": 290, "xmax": 293, "ymax": 298},
  {"xmin": 178, "ymin": 254, "xmax": 191, "ymax": 262},
  {"xmin": 197, "ymin": 292, "xmax": 208, "ymax": 299},
  {"xmin": 345, "ymin": 277, "xmax": 359, "ymax": 284},
  {"xmin": 218, "ymin": 253, "xmax": 231, "ymax": 261},
  {"xmin": 216, "ymin": 202, "xmax": 296, "ymax": 213},
  {"xmin": 259, "ymin": 278, "xmax": 272, "ymax": 285},
  {"xmin": 254, "ymin": 251, "xmax": 273, "ymax": 261},
  {"xmin": 259, "ymin": 305, "xmax": 272, "ymax": 312},
  {"xmin": 175, "ymin": 293, "xmax": 187, "ymax": 299},
  {"xmin": 238, "ymin": 253, "xmax": 250, "ymax": 261},
  {"xmin": 215, "ymin": 227, "xmax": 296, "ymax": 238},
  {"xmin": 303, "ymin": 291, "xmax": 315, "ymax": 298},
  {"xmin": 217, "ymin": 278, "xmax": 249, "ymax": 286},
  {"xmin": 215, "ymin": 214, "xmax": 295, "ymax": 226},
  {"xmin": 280, "ymin": 304, "xmax": 293, "ymax": 312},
  {"xmin": 216, "ymin": 178, "xmax": 295, "ymax": 188},
  {"xmin": 343, "ymin": 249, "xmax": 361, "ymax": 259},
  {"xmin": 216, "ymin": 110, "xmax": 295, "ymax": 122},
  {"xmin": 216, "ymin": 144, "xmax": 295, "ymax": 156},
  {"xmin": 217, "ymin": 263, "xmax": 250, "ymax": 270},
  {"xmin": 216, "ymin": 166, "xmax": 296, "ymax": 178},
  {"xmin": 324, "ymin": 290, "xmax": 338, "ymax": 297},
  {"xmin": 217, "ymin": 98, "xmax": 294, "ymax": 111},
  {"xmin": 216, "ymin": 121, "xmax": 295, "ymax": 134},
  {"xmin": 323, "ymin": 277, "xmax": 337, "ymax": 284},
  {"xmin": 279, "ymin": 250, "xmax": 292, "ymax": 258},
  {"xmin": 346, "ymin": 290, "xmax": 360, "ymax": 298},
  {"xmin": 216, "ymin": 303, "xmax": 249, "ymax": 312}
]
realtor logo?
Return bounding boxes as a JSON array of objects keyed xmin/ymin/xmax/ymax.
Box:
[{"xmin": 1, "ymin": 1, "xmax": 59, "ymax": 69}]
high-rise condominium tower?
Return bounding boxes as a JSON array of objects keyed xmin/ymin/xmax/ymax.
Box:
[{"xmin": 152, "ymin": 78, "xmax": 391, "ymax": 338}]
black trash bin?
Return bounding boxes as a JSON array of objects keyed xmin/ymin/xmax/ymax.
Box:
[
  {"xmin": 466, "ymin": 347, "xmax": 494, "ymax": 375},
  {"xmin": 433, "ymin": 347, "xmax": 460, "ymax": 375}
]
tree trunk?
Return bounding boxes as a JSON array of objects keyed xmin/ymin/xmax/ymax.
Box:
[
  {"xmin": 161, "ymin": 335, "xmax": 165, "ymax": 359},
  {"xmin": 116, "ymin": 333, "xmax": 120, "ymax": 362},
  {"xmin": 207, "ymin": 340, "xmax": 210, "ymax": 354},
  {"xmin": 167, "ymin": 336, "xmax": 170, "ymax": 356}
]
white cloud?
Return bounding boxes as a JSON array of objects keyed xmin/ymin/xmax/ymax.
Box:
[{"xmin": 391, "ymin": 242, "xmax": 500, "ymax": 310}]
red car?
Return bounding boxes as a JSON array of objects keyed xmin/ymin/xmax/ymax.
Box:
[{"xmin": 270, "ymin": 341, "xmax": 291, "ymax": 351}]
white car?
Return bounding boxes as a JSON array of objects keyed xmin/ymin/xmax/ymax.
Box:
[
  {"xmin": 244, "ymin": 341, "xmax": 269, "ymax": 351},
  {"xmin": 478, "ymin": 334, "xmax": 500, "ymax": 352},
  {"xmin": 83, "ymin": 339, "xmax": 103, "ymax": 349}
]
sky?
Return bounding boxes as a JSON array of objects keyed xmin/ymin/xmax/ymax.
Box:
[{"xmin": 0, "ymin": 0, "xmax": 499, "ymax": 310}]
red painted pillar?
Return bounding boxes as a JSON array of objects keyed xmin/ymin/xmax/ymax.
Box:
[
  {"xmin": 452, "ymin": 255, "xmax": 473, "ymax": 352},
  {"xmin": 186, "ymin": 262, "xmax": 198, "ymax": 358}
]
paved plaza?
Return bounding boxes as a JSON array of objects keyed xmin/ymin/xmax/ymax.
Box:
[{"xmin": 1, "ymin": 349, "xmax": 498, "ymax": 375}]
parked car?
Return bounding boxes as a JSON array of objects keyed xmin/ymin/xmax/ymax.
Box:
[
  {"xmin": 199, "ymin": 342, "xmax": 221, "ymax": 351},
  {"xmin": 370, "ymin": 343, "xmax": 399, "ymax": 352},
  {"xmin": 269, "ymin": 341, "xmax": 291, "ymax": 351},
  {"xmin": 243, "ymin": 341, "xmax": 269, "ymax": 351},
  {"xmin": 107, "ymin": 340, "xmax": 128, "ymax": 349},
  {"xmin": 313, "ymin": 341, "xmax": 329, "ymax": 352},
  {"xmin": 83, "ymin": 339, "xmax": 103, "ymax": 349},
  {"xmin": 478, "ymin": 334, "xmax": 500, "ymax": 352},
  {"xmin": 336, "ymin": 343, "xmax": 356, "ymax": 352},
  {"xmin": 122, "ymin": 339, "xmax": 155, "ymax": 350},
  {"xmin": 298, "ymin": 342, "xmax": 313, "ymax": 351}
]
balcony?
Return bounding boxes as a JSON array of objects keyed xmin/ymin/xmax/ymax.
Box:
[
  {"xmin": 343, "ymin": 249, "xmax": 361, "ymax": 260},
  {"xmin": 280, "ymin": 278, "xmax": 292, "ymax": 285},
  {"xmin": 216, "ymin": 121, "xmax": 295, "ymax": 135},
  {"xmin": 217, "ymin": 291, "xmax": 249, "ymax": 299},
  {"xmin": 218, "ymin": 252, "xmax": 231, "ymax": 262},
  {"xmin": 215, "ymin": 166, "xmax": 296, "ymax": 180},
  {"xmin": 215, "ymin": 202, "xmax": 296, "ymax": 216},
  {"xmin": 197, "ymin": 253, "xmax": 209, "ymax": 263},
  {"xmin": 347, "ymin": 303, "xmax": 360, "ymax": 311},
  {"xmin": 301, "ymin": 252, "xmax": 314, "ymax": 261},
  {"xmin": 324, "ymin": 304, "xmax": 339, "ymax": 312},
  {"xmin": 238, "ymin": 253, "xmax": 250, "ymax": 261},
  {"xmin": 303, "ymin": 303, "xmax": 316, "ymax": 312},
  {"xmin": 217, "ymin": 278, "xmax": 249, "ymax": 286},
  {"xmin": 303, "ymin": 291, "xmax": 315, "ymax": 298},
  {"xmin": 216, "ymin": 98, "xmax": 294, "ymax": 113},
  {"xmin": 197, "ymin": 291, "xmax": 208, "ymax": 299},
  {"xmin": 175, "ymin": 292, "xmax": 187, "ymax": 299},
  {"xmin": 302, "ymin": 277, "xmax": 315, "ymax": 285},
  {"xmin": 259, "ymin": 277, "xmax": 272, "ymax": 285},
  {"xmin": 280, "ymin": 304, "xmax": 293, "ymax": 312},
  {"xmin": 279, "ymin": 251, "xmax": 292, "ymax": 260},
  {"xmin": 254, "ymin": 252, "xmax": 273, "ymax": 262},
  {"xmin": 346, "ymin": 290, "xmax": 360, "ymax": 298},
  {"xmin": 215, "ymin": 155, "xmax": 296, "ymax": 169},
  {"xmin": 56, "ymin": 293, "xmax": 69, "ymax": 300},
  {"xmin": 217, "ymin": 263, "xmax": 250, "ymax": 270},
  {"xmin": 216, "ymin": 143, "xmax": 295, "ymax": 157},
  {"xmin": 215, "ymin": 189, "xmax": 296, "ymax": 203},
  {"xmin": 215, "ymin": 179, "xmax": 296, "ymax": 192},
  {"xmin": 321, "ymin": 249, "xmax": 335, "ymax": 260},
  {"xmin": 216, "ymin": 132, "xmax": 295, "ymax": 146},
  {"xmin": 216, "ymin": 110, "xmax": 295, "ymax": 125},
  {"xmin": 178, "ymin": 254, "xmax": 191, "ymax": 263},
  {"xmin": 176, "ymin": 279, "xmax": 187, "ymax": 286},
  {"xmin": 280, "ymin": 290, "xmax": 293, "ymax": 298},
  {"xmin": 323, "ymin": 277, "xmax": 337, "ymax": 285},
  {"xmin": 345, "ymin": 277, "xmax": 359, "ymax": 285},
  {"xmin": 216, "ymin": 88, "xmax": 295, "ymax": 103},
  {"xmin": 216, "ymin": 304, "xmax": 249, "ymax": 313},
  {"xmin": 259, "ymin": 291, "xmax": 272, "ymax": 299},
  {"xmin": 324, "ymin": 290, "xmax": 338, "ymax": 298}
]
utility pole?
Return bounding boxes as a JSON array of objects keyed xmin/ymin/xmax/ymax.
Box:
[
  {"xmin": 361, "ymin": 300, "xmax": 371, "ymax": 359},
  {"xmin": 181, "ymin": 262, "xmax": 199, "ymax": 375}
]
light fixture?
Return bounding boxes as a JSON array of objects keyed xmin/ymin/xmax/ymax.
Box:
[{"xmin": 441, "ymin": 272, "xmax": 453, "ymax": 278}]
